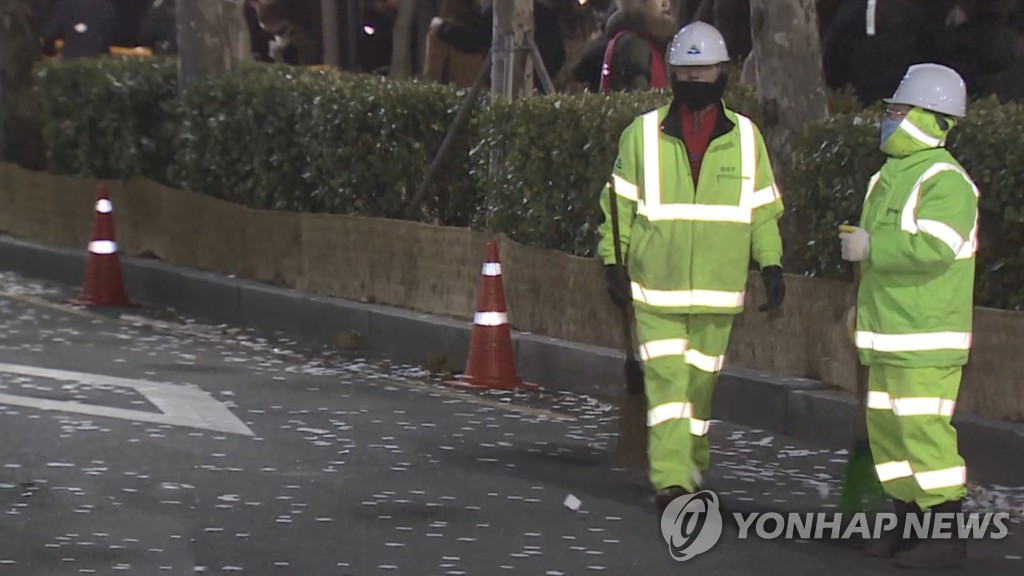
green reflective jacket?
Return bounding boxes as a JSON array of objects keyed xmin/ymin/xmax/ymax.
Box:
[
  {"xmin": 597, "ymin": 102, "xmax": 784, "ymax": 315},
  {"xmin": 856, "ymin": 109, "xmax": 980, "ymax": 367}
]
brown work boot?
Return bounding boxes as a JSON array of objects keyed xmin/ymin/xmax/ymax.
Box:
[
  {"xmin": 655, "ymin": 485, "xmax": 691, "ymax": 517},
  {"xmin": 863, "ymin": 500, "xmax": 920, "ymax": 558},
  {"xmin": 892, "ymin": 500, "xmax": 967, "ymax": 569}
]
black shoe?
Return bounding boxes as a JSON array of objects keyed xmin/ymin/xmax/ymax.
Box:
[
  {"xmin": 892, "ymin": 538, "xmax": 966, "ymax": 569},
  {"xmin": 863, "ymin": 500, "xmax": 920, "ymax": 558},
  {"xmin": 655, "ymin": 485, "xmax": 691, "ymax": 517},
  {"xmin": 892, "ymin": 500, "xmax": 967, "ymax": 569}
]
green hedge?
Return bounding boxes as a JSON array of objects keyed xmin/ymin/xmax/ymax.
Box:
[
  {"xmin": 791, "ymin": 99, "xmax": 1024, "ymax": 309},
  {"xmin": 32, "ymin": 57, "xmax": 1024, "ymax": 310},
  {"xmin": 472, "ymin": 92, "xmax": 665, "ymax": 254},
  {"xmin": 176, "ymin": 65, "xmax": 481, "ymax": 225},
  {"xmin": 35, "ymin": 57, "xmax": 179, "ymax": 183},
  {"xmin": 37, "ymin": 58, "xmax": 478, "ymax": 226},
  {"xmin": 472, "ymin": 86, "xmax": 761, "ymax": 255}
]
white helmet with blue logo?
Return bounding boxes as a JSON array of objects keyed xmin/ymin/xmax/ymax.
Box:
[{"xmin": 667, "ymin": 21, "xmax": 730, "ymax": 66}]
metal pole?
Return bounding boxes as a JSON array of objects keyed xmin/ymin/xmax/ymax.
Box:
[
  {"xmin": 526, "ymin": 35, "xmax": 554, "ymax": 95},
  {"xmin": 504, "ymin": 33, "xmax": 514, "ymax": 99}
]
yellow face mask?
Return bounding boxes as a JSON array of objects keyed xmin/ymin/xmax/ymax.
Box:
[{"xmin": 880, "ymin": 107, "xmax": 956, "ymax": 158}]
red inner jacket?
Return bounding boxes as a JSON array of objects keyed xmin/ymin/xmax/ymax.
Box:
[{"xmin": 680, "ymin": 106, "xmax": 720, "ymax": 186}]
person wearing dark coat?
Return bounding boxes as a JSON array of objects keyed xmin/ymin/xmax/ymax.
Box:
[
  {"xmin": 821, "ymin": 0, "xmax": 935, "ymax": 106},
  {"xmin": 140, "ymin": 0, "xmax": 177, "ymax": 55},
  {"xmin": 423, "ymin": 0, "xmax": 488, "ymax": 87},
  {"xmin": 593, "ymin": 0, "xmax": 678, "ymax": 93},
  {"xmin": 431, "ymin": 0, "xmax": 566, "ymax": 91},
  {"xmin": 932, "ymin": 1, "xmax": 1024, "ymax": 102},
  {"xmin": 572, "ymin": 36, "xmax": 611, "ymax": 92},
  {"xmin": 42, "ymin": 0, "xmax": 115, "ymax": 59}
]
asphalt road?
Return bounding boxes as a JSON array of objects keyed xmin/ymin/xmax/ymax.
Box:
[{"xmin": 0, "ymin": 271, "xmax": 1021, "ymax": 575}]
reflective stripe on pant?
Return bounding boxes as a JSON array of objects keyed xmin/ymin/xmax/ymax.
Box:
[
  {"xmin": 866, "ymin": 364, "xmax": 967, "ymax": 510},
  {"xmin": 635, "ymin": 310, "xmax": 733, "ymax": 492}
]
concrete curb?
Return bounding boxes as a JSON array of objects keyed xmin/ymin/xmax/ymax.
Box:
[{"xmin": 1, "ymin": 234, "xmax": 1021, "ymax": 486}]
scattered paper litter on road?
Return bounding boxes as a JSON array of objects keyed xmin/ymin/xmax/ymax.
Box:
[{"xmin": 564, "ymin": 494, "xmax": 581, "ymax": 511}]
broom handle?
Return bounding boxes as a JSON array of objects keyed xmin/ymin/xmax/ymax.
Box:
[
  {"xmin": 840, "ymin": 225, "xmax": 868, "ymax": 404},
  {"xmin": 839, "ymin": 224, "xmax": 869, "ymax": 436},
  {"xmin": 607, "ymin": 178, "xmax": 636, "ymax": 360},
  {"xmin": 848, "ymin": 250, "xmax": 869, "ymax": 439},
  {"xmin": 853, "ymin": 262, "xmax": 869, "ymax": 431}
]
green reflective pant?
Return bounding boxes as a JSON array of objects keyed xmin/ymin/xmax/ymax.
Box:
[
  {"xmin": 635, "ymin": 310, "xmax": 734, "ymax": 492},
  {"xmin": 866, "ymin": 364, "xmax": 967, "ymax": 510}
]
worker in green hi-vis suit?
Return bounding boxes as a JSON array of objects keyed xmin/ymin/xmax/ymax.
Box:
[
  {"xmin": 840, "ymin": 63, "xmax": 980, "ymax": 570},
  {"xmin": 597, "ymin": 21, "xmax": 785, "ymax": 518}
]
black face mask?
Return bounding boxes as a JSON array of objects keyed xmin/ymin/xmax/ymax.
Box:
[{"xmin": 671, "ymin": 73, "xmax": 728, "ymax": 111}]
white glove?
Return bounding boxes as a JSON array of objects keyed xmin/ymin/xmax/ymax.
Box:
[{"xmin": 840, "ymin": 227, "xmax": 870, "ymax": 262}]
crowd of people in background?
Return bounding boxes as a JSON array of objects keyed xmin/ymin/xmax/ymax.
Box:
[
  {"xmin": 34, "ymin": 0, "xmax": 287, "ymax": 63},
  {"xmin": 29, "ymin": 0, "xmax": 1024, "ymax": 107}
]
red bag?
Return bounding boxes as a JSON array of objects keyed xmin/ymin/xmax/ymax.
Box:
[{"xmin": 599, "ymin": 31, "xmax": 668, "ymax": 93}]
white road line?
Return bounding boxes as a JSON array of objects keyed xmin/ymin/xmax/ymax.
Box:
[
  {"xmin": 0, "ymin": 363, "xmax": 253, "ymax": 436},
  {"xmin": 0, "ymin": 292, "xmax": 575, "ymax": 423}
]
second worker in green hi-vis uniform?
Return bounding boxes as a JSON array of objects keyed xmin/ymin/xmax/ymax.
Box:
[
  {"xmin": 596, "ymin": 21, "xmax": 786, "ymax": 517},
  {"xmin": 840, "ymin": 63, "xmax": 979, "ymax": 570}
]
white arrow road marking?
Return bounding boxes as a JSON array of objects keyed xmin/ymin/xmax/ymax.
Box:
[{"xmin": 0, "ymin": 363, "xmax": 253, "ymax": 436}]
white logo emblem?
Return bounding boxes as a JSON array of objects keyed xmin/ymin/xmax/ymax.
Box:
[{"xmin": 660, "ymin": 490, "xmax": 724, "ymax": 561}]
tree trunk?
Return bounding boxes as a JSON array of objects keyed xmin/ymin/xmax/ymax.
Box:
[
  {"xmin": 177, "ymin": 0, "xmax": 250, "ymax": 93},
  {"xmin": 491, "ymin": 0, "xmax": 534, "ymax": 99},
  {"xmin": 389, "ymin": 0, "xmax": 416, "ymax": 77},
  {"xmin": 222, "ymin": 0, "xmax": 252, "ymax": 66},
  {"xmin": 749, "ymin": 0, "xmax": 828, "ymax": 179},
  {"xmin": 0, "ymin": 0, "xmax": 45, "ymax": 169},
  {"xmin": 749, "ymin": 0, "xmax": 829, "ymax": 270},
  {"xmin": 322, "ymin": 0, "xmax": 341, "ymax": 67},
  {"xmin": 486, "ymin": 0, "xmax": 533, "ymax": 232},
  {"xmin": 345, "ymin": 0, "xmax": 360, "ymax": 69},
  {"xmin": 740, "ymin": 50, "xmax": 756, "ymax": 86}
]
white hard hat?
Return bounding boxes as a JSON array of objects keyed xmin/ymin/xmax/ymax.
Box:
[
  {"xmin": 884, "ymin": 63, "xmax": 967, "ymax": 118},
  {"xmin": 667, "ymin": 21, "xmax": 730, "ymax": 66}
]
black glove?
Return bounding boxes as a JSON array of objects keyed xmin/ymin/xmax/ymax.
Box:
[
  {"xmin": 624, "ymin": 357, "xmax": 644, "ymax": 396},
  {"xmin": 603, "ymin": 264, "xmax": 632, "ymax": 308},
  {"xmin": 759, "ymin": 265, "xmax": 785, "ymax": 312}
]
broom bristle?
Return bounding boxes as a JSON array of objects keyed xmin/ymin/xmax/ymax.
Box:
[
  {"xmin": 612, "ymin": 393, "xmax": 649, "ymax": 469},
  {"xmin": 838, "ymin": 440, "xmax": 886, "ymax": 514}
]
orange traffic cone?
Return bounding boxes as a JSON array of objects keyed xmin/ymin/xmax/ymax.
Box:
[
  {"xmin": 446, "ymin": 242, "xmax": 537, "ymax": 391},
  {"xmin": 69, "ymin": 186, "xmax": 137, "ymax": 308}
]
